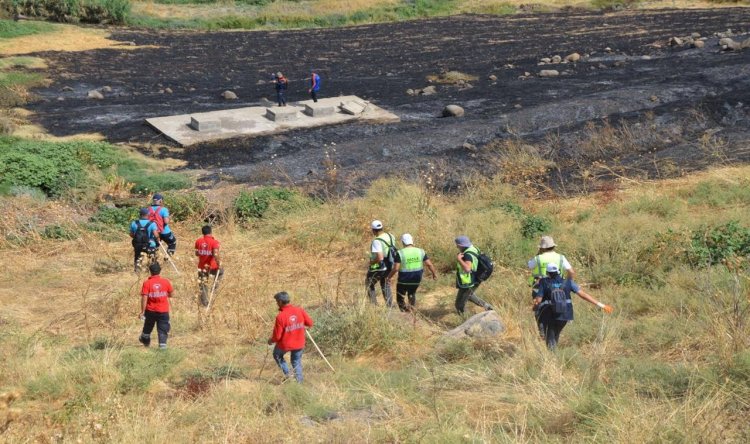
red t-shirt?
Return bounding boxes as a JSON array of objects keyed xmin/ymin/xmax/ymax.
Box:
[
  {"xmin": 194, "ymin": 235, "xmax": 220, "ymax": 271},
  {"xmin": 141, "ymin": 275, "xmax": 173, "ymax": 313},
  {"xmin": 271, "ymin": 304, "xmax": 314, "ymax": 351}
]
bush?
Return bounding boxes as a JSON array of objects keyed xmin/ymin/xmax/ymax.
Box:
[
  {"xmin": 310, "ymin": 306, "xmax": 408, "ymax": 357},
  {"xmin": 6, "ymin": 0, "xmax": 131, "ymax": 24},
  {"xmin": 689, "ymin": 221, "xmax": 750, "ymax": 267},
  {"xmin": 163, "ymin": 191, "xmax": 207, "ymax": 222},
  {"xmin": 89, "ymin": 205, "xmax": 139, "ymax": 227},
  {"xmin": 233, "ymin": 187, "xmax": 297, "ymax": 220},
  {"xmin": 521, "ymin": 214, "xmax": 551, "ymax": 239},
  {"xmin": 42, "ymin": 223, "xmax": 79, "ymax": 240}
]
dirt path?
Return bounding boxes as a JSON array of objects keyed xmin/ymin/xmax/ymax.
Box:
[{"xmin": 25, "ymin": 9, "xmax": 750, "ymax": 193}]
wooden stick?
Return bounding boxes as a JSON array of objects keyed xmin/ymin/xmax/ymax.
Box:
[
  {"xmin": 306, "ymin": 329, "xmax": 335, "ymax": 373},
  {"xmin": 159, "ymin": 243, "xmax": 181, "ymax": 275},
  {"xmin": 205, "ymin": 271, "xmax": 220, "ymax": 311}
]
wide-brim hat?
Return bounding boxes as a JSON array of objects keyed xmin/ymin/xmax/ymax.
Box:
[{"xmin": 539, "ymin": 235, "xmax": 556, "ymax": 249}]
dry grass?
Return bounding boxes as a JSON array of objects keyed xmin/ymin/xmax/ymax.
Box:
[{"xmin": 0, "ymin": 24, "xmax": 154, "ymax": 56}]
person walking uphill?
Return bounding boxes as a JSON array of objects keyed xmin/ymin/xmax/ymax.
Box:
[
  {"xmin": 387, "ymin": 233, "xmax": 437, "ymax": 312},
  {"xmin": 533, "ymin": 263, "xmax": 613, "ymax": 350},
  {"xmin": 273, "ymin": 72, "xmax": 288, "ymax": 107},
  {"xmin": 139, "ymin": 263, "xmax": 174, "ymax": 349},
  {"xmin": 308, "ymin": 70, "xmax": 321, "ymax": 102},
  {"xmin": 366, "ymin": 220, "xmax": 396, "ymax": 307},
  {"xmin": 149, "ymin": 193, "xmax": 177, "ymax": 256},
  {"xmin": 454, "ymin": 235, "xmax": 493, "ymax": 315},
  {"xmin": 195, "ymin": 225, "xmax": 223, "ymax": 307},
  {"xmin": 268, "ymin": 292, "xmax": 314, "ymax": 383},
  {"xmin": 130, "ymin": 208, "xmax": 159, "ymax": 272}
]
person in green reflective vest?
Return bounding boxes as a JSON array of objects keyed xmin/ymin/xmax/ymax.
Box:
[
  {"xmin": 454, "ymin": 235, "xmax": 493, "ymax": 315},
  {"xmin": 387, "ymin": 233, "xmax": 437, "ymax": 312},
  {"xmin": 366, "ymin": 220, "xmax": 396, "ymax": 307},
  {"xmin": 527, "ymin": 235, "xmax": 576, "ymax": 338}
]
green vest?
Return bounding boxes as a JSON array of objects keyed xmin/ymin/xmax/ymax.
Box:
[
  {"xmin": 398, "ymin": 247, "xmax": 425, "ymax": 272},
  {"xmin": 528, "ymin": 251, "xmax": 565, "ymax": 285},
  {"xmin": 369, "ymin": 233, "xmax": 395, "ymax": 271},
  {"xmin": 456, "ymin": 246, "xmax": 479, "ymax": 288}
]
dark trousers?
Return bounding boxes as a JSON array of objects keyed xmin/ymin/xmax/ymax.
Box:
[
  {"xmin": 160, "ymin": 231, "xmax": 177, "ymax": 255},
  {"xmin": 366, "ymin": 270, "xmax": 392, "ymax": 306},
  {"xmin": 310, "ymin": 90, "xmax": 318, "ymax": 102},
  {"xmin": 539, "ymin": 317, "xmax": 567, "ymax": 350},
  {"xmin": 276, "ymin": 90, "xmax": 286, "ymax": 106},
  {"xmin": 198, "ymin": 268, "xmax": 224, "ymax": 306},
  {"xmin": 454, "ymin": 285, "xmax": 491, "ymax": 315},
  {"xmin": 140, "ymin": 311, "xmax": 170, "ymax": 348},
  {"xmin": 133, "ymin": 244, "xmax": 155, "ymax": 271},
  {"xmin": 396, "ymin": 284, "xmax": 418, "ymax": 312}
]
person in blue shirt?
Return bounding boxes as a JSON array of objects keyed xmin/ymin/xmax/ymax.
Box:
[
  {"xmin": 130, "ymin": 208, "xmax": 159, "ymax": 272},
  {"xmin": 532, "ymin": 263, "xmax": 613, "ymax": 349},
  {"xmin": 273, "ymin": 72, "xmax": 288, "ymax": 107},
  {"xmin": 308, "ymin": 70, "xmax": 320, "ymax": 103},
  {"xmin": 148, "ymin": 193, "xmax": 177, "ymax": 256}
]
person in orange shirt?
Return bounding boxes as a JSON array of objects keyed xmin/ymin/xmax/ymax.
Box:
[
  {"xmin": 195, "ymin": 225, "xmax": 223, "ymax": 306},
  {"xmin": 139, "ymin": 262, "xmax": 174, "ymax": 349},
  {"xmin": 268, "ymin": 292, "xmax": 314, "ymax": 383}
]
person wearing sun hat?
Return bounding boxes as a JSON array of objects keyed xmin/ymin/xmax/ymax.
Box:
[
  {"xmin": 387, "ymin": 233, "xmax": 437, "ymax": 312},
  {"xmin": 527, "ymin": 235, "xmax": 576, "ymax": 336},
  {"xmin": 454, "ymin": 235, "xmax": 493, "ymax": 315}
]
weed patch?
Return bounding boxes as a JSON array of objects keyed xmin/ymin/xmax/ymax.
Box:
[
  {"xmin": 116, "ymin": 348, "xmax": 185, "ymax": 393},
  {"xmin": 0, "ymin": 18, "xmax": 54, "ymax": 38}
]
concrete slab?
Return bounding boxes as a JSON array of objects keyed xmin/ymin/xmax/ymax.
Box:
[
  {"xmin": 340, "ymin": 100, "xmax": 366, "ymax": 116},
  {"xmin": 266, "ymin": 107, "xmax": 299, "ymax": 122},
  {"xmin": 190, "ymin": 116, "xmax": 220, "ymax": 132},
  {"xmin": 145, "ymin": 96, "xmax": 399, "ymax": 146},
  {"xmin": 304, "ymin": 103, "xmax": 336, "ymax": 117}
]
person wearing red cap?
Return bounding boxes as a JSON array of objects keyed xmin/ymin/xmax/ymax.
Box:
[
  {"xmin": 268, "ymin": 292, "xmax": 314, "ymax": 382},
  {"xmin": 139, "ymin": 262, "xmax": 174, "ymax": 349},
  {"xmin": 194, "ymin": 225, "xmax": 223, "ymax": 306}
]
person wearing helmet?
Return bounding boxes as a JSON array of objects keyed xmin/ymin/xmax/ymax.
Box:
[
  {"xmin": 366, "ymin": 220, "xmax": 396, "ymax": 307},
  {"xmin": 387, "ymin": 233, "xmax": 437, "ymax": 312}
]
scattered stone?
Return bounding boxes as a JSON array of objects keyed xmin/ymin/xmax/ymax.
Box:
[
  {"xmin": 87, "ymin": 90, "xmax": 104, "ymax": 100},
  {"xmin": 564, "ymin": 52, "xmax": 581, "ymax": 62},
  {"xmin": 539, "ymin": 69, "xmax": 559, "ymax": 77},
  {"xmin": 669, "ymin": 36, "xmax": 683, "ymax": 46},
  {"xmin": 742, "ymin": 38, "xmax": 750, "ymax": 49},
  {"xmin": 650, "ymin": 95, "xmax": 658, "ymax": 102},
  {"xmin": 524, "ymin": 71, "xmax": 531, "ymax": 77},
  {"xmin": 641, "ymin": 55, "xmax": 652, "ymax": 60},
  {"xmin": 189, "ymin": 87, "xmax": 196, "ymax": 92},
  {"xmin": 158, "ymin": 89, "xmax": 165, "ymax": 94},
  {"xmin": 719, "ymin": 37, "xmax": 741, "ymax": 51},
  {"xmin": 503, "ymin": 64, "xmax": 514, "ymax": 69},
  {"xmin": 551, "ymin": 55, "xmax": 562, "ymax": 64},
  {"xmin": 514, "ymin": 103, "xmax": 522, "ymax": 109},
  {"xmin": 488, "ymin": 74, "xmax": 497, "ymax": 81},
  {"xmin": 101, "ymin": 85, "xmax": 112, "ymax": 93},
  {"xmin": 442, "ymin": 104, "xmax": 465, "ymax": 117},
  {"xmin": 691, "ymin": 32, "xmax": 701, "ymax": 39},
  {"xmin": 61, "ymin": 86, "xmax": 73, "ymax": 92},
  {"xmin": 540, "ymin": 57, "xmax": 551, "ymax": 63},
  {"xmin": 614, "ymin": 60, "xmax": 626, "ymax": 67},
  {"xmin": 604, "ymin": 47, "xmax": 612, "ymax": 53},
  {"xmin": 56, "ymin": 97, "xmax": 64, "ymax": 101},
  {"xmin": 597, "ymin": 63, "xmax": 607, "ymax": 69},
  {"xmin": 462, "ymin": 142, "xmax": 477, "ymax": 152},
  {"xmin": 165, "ymin": 87, "xmax": 173, "ymax": 94},
  {"xmin": 420, "ymin": 85, "xmax": 437, "ymax": 96},
  {"xmin": 444, "ymin": 311, "xmax": 505, "ymax": 339},
  {"xmin": 406, "ymin": 88, "xmax": 415, "ymax": 96},
  {"xmin": 693, "ymin": 40, "xmax": 705, "ymax": 49},
  {"xmin": 222, "ymin": 90, "xmax": 238, "ymax": 100}
]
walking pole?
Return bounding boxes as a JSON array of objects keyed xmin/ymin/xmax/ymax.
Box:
[
  {"xmin": 205, "ymin": 271, "xmax": 220, "ymax": 311},
  {"xmin": 258, "ymin": 345, "xmax": 271, "ymax": 379},
  {"xmin": 159, "ymin": 243, "xmax": 181, "ymax": 275},
  {"xmin": 305, "ymin": 329, "xmax": 335, "ymax": 373}
]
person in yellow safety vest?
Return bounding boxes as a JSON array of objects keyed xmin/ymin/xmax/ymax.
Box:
[
  {"xmin": 454, "ymin": 235, "xmax": 494, "ymax": 315},
  {"xmin": 366, "ymin": 220, "xmax": 396, "ymax": 307},
  {"xmin": 527, "ymin": 235, "xmax": 576, "ymax": 337},
  {"xmin": 387, "ymin": 233, "xmax": 437, "ymax": 312}
]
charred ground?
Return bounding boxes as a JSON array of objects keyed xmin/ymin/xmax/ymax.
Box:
[{"xmin": 26, "ymin": 8, "xmax": 750, "ymax": 194}]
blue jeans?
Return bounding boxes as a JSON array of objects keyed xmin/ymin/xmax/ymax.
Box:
[{"xmin": 273, "ymin": 347, "xmax": 304, "ymax": 382}]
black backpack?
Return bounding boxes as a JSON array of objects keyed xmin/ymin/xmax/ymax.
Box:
[
  {"xmin": 132, "ymin": 220, "xmax": 154, "ymax": 251},
  {"xmin": 376, "ymin": 234, "xmax": 397, "ymax": 272},
  {"xmin": 465, "ymin": 249, "xmax": 494, "ymax": 283},
  {"xmin": 547, "ymin": 281, "xmax": 569, "ymax": 315}
]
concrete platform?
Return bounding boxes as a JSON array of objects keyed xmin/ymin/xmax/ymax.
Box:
[{"xmin": 145, "ymin": 95, "xmax": 398, "ymax": 146}]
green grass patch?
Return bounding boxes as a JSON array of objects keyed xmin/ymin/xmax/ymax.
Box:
[
  {"xmin": 116, "ymin": 348, "xmax": 185, "ymax": 393},
  {"xmin": 0, "ymin": 70, "xmax": 45, "ymax": 89},
  {"xmin": 0, "ymin": 56, "xmax": 46, "ymax": 70},
  {"xmin": 311, "ymin": 306, "xmax": 410, "ymax": 357},
  {"xmin": 0, "ymin": 18, "xmax": 54, "ymax": 38},
  {"xmin": 5, "ymin": 0, "xmax": 131, "ymax": 24}
]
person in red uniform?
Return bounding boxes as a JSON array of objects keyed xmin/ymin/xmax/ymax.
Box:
[
  {"xmin": 267, "ymin": 291, "xmax": 314, "ymax": 383},
  {"xmin": 194, "ymin": 225, "xmax": 223, "ymax": 306},
  {"xmin": 139, "ymin": 262, "xmax": 174, "ymax": 349}
]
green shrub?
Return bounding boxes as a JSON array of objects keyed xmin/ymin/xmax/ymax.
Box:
[
  {"xmin": 233, "ymin": 187, "xmax": 297, "ymax": 220},
  {"xmin": 6, "ymin": 0, "xmax": 131, "ymax": 24},
  {"xmin": 0, "ymin": 18, "xmax": 54, "ymax": 38},
  {"xmin": 116, "ymin": 348, "xmax": 185, "ymax": 393},
  {"xmin": 590, "ymin": 0, "xmax": 641, "ymax": 10},
  {"xmin": 89, "ymin": 205, "xmax": 139, "ymax": 227},
  {"xmin": 42, "ymin": 223, "xmax": 79, "ymax": 240},
  {"xmin": 682, "ymin": 180, "xmax": 750, "ymax": 208},
  {"xmin": 521, "ymin": 214, "xmax": 551, "ymax": 239},
  {"xmin": 162, "ymin": 191, "xmax": 207, "ymax": 222},
  {"xmin": 688, "ymin": 221, "xmax": 750, "ymax": 267},
  {"xmin": 311, "ymin": 306, "xmax": 408, "ymax": 357}
]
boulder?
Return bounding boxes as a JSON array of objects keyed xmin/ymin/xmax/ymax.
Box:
[
  {"xmin": 444, "ymin": 311, "xmax": 505, "ymax": 339},
  {"xmin": 742, "ymin": 38, "xmax": 750, "ymax": 49},
  {"xmin": 488, "ymin": 74, "xmax": 497, "ymax": 81},
  {"xmin": 691, "ymin": 32, "xmax": 701, "ymax": 39},
  {"xmin": 87, "ymin": 90, "xmax": 104, "ymax": 100},
  {"xmin": 693, "ymin": 40, "xmax": 705, "ymax": 49},
  {"xmin": 604, "ymin": 47, "xmax": 612, "ymax": 53},
  {"xmin": 101, "ymin": 85, "xmax": 112, "ymax": 92},
  {"xmin": 442, "ymin": 104, "xmax": 464, "ymax": 117},
  {"xmin": 165, "ymin": 87, "xmax": 173, "ymax": 94},
  {"xmin": 669, "ymin": 36, "xmax": 683, "ymax": 46},
  {"xmin": 719, "ymin": 38, "xmax": 741, "ymax": 50},
  {"xmin": 539, "ymin": 69, "xmax": 559, "ymax": 77},
  {"xmin": 551, "ymin": 55, "xmax": 562, "ymax": 64},
  {"xmin": 61, "ymin": 86, "xmax": 73, "ymax": 92},
  {"xmin": 421, "ymin": 85, "xmax": 437, "ymax": 95},
  {"xmin": 540, "ymin": 57, "xmax": 551, "ymax": 63},
  {"xmin": 564, "ymin": 52, "xmax": 581, "ymax": 62},
  {"xmin": 222, "ymin": 90, "xmax": 238, "ymax": 100},
  {"xmin": 406, "ymin": 88, "xmax": 416, "ymax": 96}
]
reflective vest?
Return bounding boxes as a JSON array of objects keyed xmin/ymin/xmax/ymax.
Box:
[
  {"xmin": 398, "ymin": 247, "xmax": 425, "ymax": 273},
  {"xmin": 529, "ymin": 251, "xmax": 566, "ymax": 285},
  {"xmin": 456, "ymin": 246, "xmax": 479, "ymax": 288},
  {"xmin": 369, "ymin": 233, "xmax": 395, "ymax": 271}
]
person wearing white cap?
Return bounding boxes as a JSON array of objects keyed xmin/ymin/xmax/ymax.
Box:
[
  {"xmin": 366, "ymin": 220, "xmax": 396, "ymax": 307},
  {"xmin": 532, "ymin": 262, "xmax": 613, "ymax": 349},
  {"xmin": 454, "ymin": 235, "xmax": 493, "ymax": 314},
  {"xmin": 387, "ymin": 233, "xmax": 437, "ymax": 312}
]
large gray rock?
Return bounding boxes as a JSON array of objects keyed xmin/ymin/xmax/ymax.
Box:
[
  {"xmin": 742, "ymin": 38, "xmax": 750, "ymax": 49},
  {"xmin": 421, "ymin": 85, "xmax": 437, "ymax": 96},
  {"xmin": 539, "ymin": 69, "xmax": 560, "ymax": 78},
  {"xmin": 564, "ymin": 52, "xmax": 581, "ymax": 63},
  {"xmin": 222, "ymin": 90, "xmax": 238, "ymax": 100},
  {"xmin": 442, "ymin": 104, "xmax": 464, "ymax": 117},
  {"xmin": 87, "ymin": 90, "xmax": 104, "ymax": 100},
  {"xmin": 444, "ymin": 311, "xmax": 505, "ymax": 339},
  {"xmin": 719, "ymin": 38, "xmax": 741, "ymax": 51}
]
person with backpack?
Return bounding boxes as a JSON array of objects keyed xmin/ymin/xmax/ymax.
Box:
[
  {"xmin": 533, "ymin": 263, "xmax": 613, "ymax": 350},
  {"xmin": 139, "ymin": 262, "xmax": 174, "ymax": 349},
  {"xmin": 149, "ymin": 193, "xmax": 177, "ymax": 256},
  {"xmin": 273, "ymin": 72, "xmax": 288, "ymax": 107},
  {"xmin": 130, "ymin": 208, "xmax": 159, "ymax": 272},
  {"xmin": 387, "ymin": 233, "xmax": 437, "ymax": 312},
  {"xmin": 308, "ymin": 70, "xmax": 321, "ymax": 103},
  {"xmin": 528, "ymin": 235, "xmax": 576, "ymax": 337},
  {"xmin": 268, "ymin": 291, "xmax": 314, "ymax": 383},
  {"xmin": 454, "ymin": 235, "xmax": 494, "ymax": 315},
  {"xmin": 194, "ymin": 225, "xmax": 223, "ymax": 307},
  {"xmin": 366, "ymin": 220, "xmax": 396, "ymax": 307}
]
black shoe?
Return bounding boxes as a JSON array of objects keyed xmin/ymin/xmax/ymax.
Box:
[{"xmin": 139, "ymin": 335, "xmax": 150, "ymax": 347}]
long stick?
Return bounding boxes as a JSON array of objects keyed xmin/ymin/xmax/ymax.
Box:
[
  {"xmin": 306, "ymin": 330, "xmax": 335, "ymax": 373},
  {"xmin": 205, "ymin": 271, "xmax": 220, "ymax": 311},
  {"xmin": 258, "ymin": 345, "xmax": 271, "ymax": 379},
  {"xmin": 159, "ymin": 243, "xmax": 181, "ymax": 275}
]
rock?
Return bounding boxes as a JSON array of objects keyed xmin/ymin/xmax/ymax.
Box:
[
  {"xmin": 158, "ymin": 89, "xmax": 165, "ymax": 94},
  {"xmin": 597, "ymin": 63, "xmax": 607, "ymax": 69},
  {"xmin": 514, "ymin": 104, "xmax": 522, "ymax": 109},
  {"xmin": 299, "ymin": 416, "xmax": 317, "ymax": 427},
  {"xmin": 551, "ymin": 55, "xmax": 562, "ymax": 64},
  {"xmin": 650, "ymin": 95, "xmax": 658, "ymax": 102},
  {"xmin": 540, "ymin": 57, "xmax": 551, "ymax": 63},
  {"xmin": 165, "ymin": 87, "xmax": 173, "ymax": 94},
  {"xmin": 693, "ymin": 40, "xmax": 705, "ymax": 49},
  {"xmin": 87, "ymin": 90, "xmax": 104, "ymax": 100},
  {"xmin": 406, "ymin": 88, "xmax": 416, "ymax": 96},
  {"xmin": 719, "ymin": 38, "xmax": 741, "ymax": 50},
  {"xmin": 462, "ymin": 142, "xmax": 477, "ymax": 152},
  {"xmin": 604, "ymin": 47, "xmax": 612, "ymax": 53},
  {"xmin": 641, "ymin": 55, "xmax": 652, "ymax": 60},
  {"xmin": 503, "ymin": 64, "xmax": 514, "ymax": 69},
  {"xmin": 61, "ymin": 86, "xmax": 73, "ymax": 92},
  {"xmin": 538, "ymin": 69, "xmax": 559, "ymax": 77},
  {"xmin": 256, "ymin": 79, "xmax": 266, "ymax": 85},
  {"xmin": 444, "ymin": 311, "xmax": 505, "ymax": 339},
  {"xmin": 420, "ymin": 85, "xmax": 437, "ymax": 95},
  {"xmin": 564, "ymin": 52, "xmax": 581, "ymax": 62},
  {"xmin": 442, "ymin": 104, "xmax": 464, "ymax": 117},
  {"xmin": 56, "ymin": 97, "xmax": 64, "ymax": 101},
  {"xmin": 614, "ymin": 61, "xmax": 626, "ymax": 67},
  {"xmin": 669, "ymin": 36, "xmax": 683, "ymax": 46},
  {"xmin": 691, "ymin": 32, "xmax": 701, "ymax": 39},
  {"xmin": 222, "ymin": 90, "xmax": 238, "ymax": 100},
  {"xmin": 189, "ymin": 87, "xmax": 196, "ymax": 92},
  {"xmin": 488, "ymin": 74, "xmax": 497, "ymax": 81},
  {"xmin": 101, "ymin": 85, "xmax": 112, "ymax": 92},
  {"xmin": 742, "ymin": 38, "xmax": 750, "ymax": 49},
  {"xmin": 524, "ymin": 72, "xmax": 531, "ymax": 77}
]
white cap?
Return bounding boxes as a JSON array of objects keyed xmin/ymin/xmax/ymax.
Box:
[
  {"xmin": 546, "ymin": 263, "xmax": 559, "ymax": 274},
  {"xmin": 401, "ymin": 233, "xmax": 413, "ymax": 245},
  {"xmin": 371, "ymin": 220, "xmax": 383, "ymax": 230}
]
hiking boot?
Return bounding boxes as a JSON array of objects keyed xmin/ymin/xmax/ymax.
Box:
[
  {"xmin": 139, "ymin": 335, "xmax": 150, "ymax": 347},
  {"xmin": 158, "ymin": 343, "xmax": 167, "ymax": 350}
]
